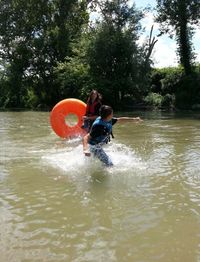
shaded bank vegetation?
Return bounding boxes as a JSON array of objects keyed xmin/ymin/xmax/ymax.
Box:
[{"xmin": 0, "ymin": 0, "xmax": 199, "ymax": 110}]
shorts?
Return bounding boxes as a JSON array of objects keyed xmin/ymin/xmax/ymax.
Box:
[{"xmin": 89, "ymin": 144, "xmax": 113, "ymax": 167}]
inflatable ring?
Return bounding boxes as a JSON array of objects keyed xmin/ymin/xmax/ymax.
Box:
[{"xmin": 50, "ymin": 98, "xmax": 87, "ymax": 138}]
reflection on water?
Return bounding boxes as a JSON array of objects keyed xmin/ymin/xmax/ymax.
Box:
[{"xmin": 0, "ymin": 111, "xmax": 200, "ymax": 262}]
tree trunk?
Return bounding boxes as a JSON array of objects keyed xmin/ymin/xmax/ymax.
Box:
[{"xmin": 178, "ymin": 1, "xmax": 192, "ymax": 75}]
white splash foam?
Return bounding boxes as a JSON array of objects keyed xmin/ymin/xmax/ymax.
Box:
[{"xmin": 42, "ymin": 140, "xmax": 146, "ymax": 176}]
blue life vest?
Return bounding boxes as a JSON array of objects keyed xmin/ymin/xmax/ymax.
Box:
[{"xmin": 89, "ymin": 117, "xmax": 117, "ymax": 145}]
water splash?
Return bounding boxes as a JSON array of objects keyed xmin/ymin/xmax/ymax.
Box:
[{"xmin": 42, "ymin": 139, "xmax": 146, "ymax": 176}]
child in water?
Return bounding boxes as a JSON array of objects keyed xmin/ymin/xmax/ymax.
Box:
[{"xmin": 82, "ymin": 105, "xmax": 142, "ymax": 166}]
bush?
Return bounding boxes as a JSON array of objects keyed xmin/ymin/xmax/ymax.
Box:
[
  {"xmin": 150, "ymin": 67, "xmax": 183, "ymax": 95},
  {"xmin": 162, "ymin": 93, "xmax": 175, "ymax": 109},
  {"xmin": 23, "ymin": 88, "xmax": 39, "ymax": 109},
  {"xmin": 149, "ymin": 65, "xmax": 200, "ymax": 110},
  {"xmin": 144, "ymin": 92, "xmax": 163, "ymax": 108},
  {"xmin": 175, "ymin": 73, "xmax": 200, "ymax": 109}
]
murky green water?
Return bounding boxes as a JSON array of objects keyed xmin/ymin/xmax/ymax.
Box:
[{"xmin": 1, "ymin": 111, "xmax": 200, "ymax": 262}]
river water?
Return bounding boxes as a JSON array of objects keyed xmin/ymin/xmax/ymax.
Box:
[{"xmin": 0, "ymin": 111, "xmax": 200, "ymax": 262}]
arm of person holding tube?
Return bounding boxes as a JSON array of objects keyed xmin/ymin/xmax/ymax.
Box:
[{"xmin": 82, "ymin": 115, "xmax": 98, "ymax": 121}]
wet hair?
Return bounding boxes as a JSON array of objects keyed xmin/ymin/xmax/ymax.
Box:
[
  {"xmin": 87, "ymin": 90, "xmax": 102, "ymax": 104},
  {"xmin": 100, "ymin": 105, "xmax": 113, "ymax": 119}
]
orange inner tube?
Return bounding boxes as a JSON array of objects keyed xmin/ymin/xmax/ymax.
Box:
[{"xmin": 50, "ymin": 98, "xmax": 87, "ymax": 138}]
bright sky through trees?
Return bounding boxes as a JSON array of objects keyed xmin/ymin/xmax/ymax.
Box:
[
  {"xmin": 132, "ymin": 0, "xmax": 200, "ymax": 68},
  {"xmin": 90, "ymin": 0, "xmax": 200, "ymax": 68}
]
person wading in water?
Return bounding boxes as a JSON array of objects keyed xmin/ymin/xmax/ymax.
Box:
[
  {"xmin": 82, "ymin": 90, "xmax": 102, "ymax": 132},
  {"xmin": 83, "ymin": 105, "xmax": 142, "ymax": 166}
]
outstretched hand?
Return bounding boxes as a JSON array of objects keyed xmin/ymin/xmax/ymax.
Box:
[{"xmin": 134, "ymin": 117, "xmax": 143, "ymax": 122}]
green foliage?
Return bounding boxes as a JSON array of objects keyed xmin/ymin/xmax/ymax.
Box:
[
  {"xmin": 1, "ymin": 0, "xmax": 199, "ymax": 110},
  {"xmin": 144, "ymin": 92, "xmax": 164, "ymax": 108},
  {"xmin": 86, "ymin": 0, "xmax": 151, "ymax": 107},
  {"xmin": 151, "ymin": 67, "xmax": 184, "ymax": 95},
  {"xmin": 175, "ymin": 72, "xmax": 200, "ymax": 109},
  {"xmin": 156, "ymin": 0, "xmax": 200, "ymax": 75},
  {"xmin": 0, "ymin": 71, "xmax": 9, "ymax": 108},
  {"xmin": 162, "ymin": 93, "xmax": 175, "ymax": 108},
  {"xmin": 23, "ymin": 88, "xmax": 40, "ymax": 109},
  {"xmin": 53, "ymin": 35, "xmax": 94, "ymax": 102},
  {"xmin": 54, "ymin": 56, "xmax": 92, "ymax": 100},
  {"xmin": 0, "ymin": 0, "xmax": 89, "ymax": 108},
  {"xmin": 149, "ymin": 65, "xmax": 200, "ymax": 109}
]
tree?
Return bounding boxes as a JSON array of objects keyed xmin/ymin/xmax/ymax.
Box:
[
  {"xmin": 156, "ymin": 0, "xmax": 200, "ymax": 75},
  {"xmin": 86, "ymin": 0, "xmax": 149, "ymax": 106},
  {"xmin": 0, "ymin": 0, "xmax": 89, "ymax": 108},
  {"xmin": 54, "ymin": 35, "xmax": 93, "ymax": 101}
]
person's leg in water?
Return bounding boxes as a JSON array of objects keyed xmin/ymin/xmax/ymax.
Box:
[{"xmin": 90, "ymin": 144, "xmax": 113, "ymax": 167}]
